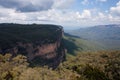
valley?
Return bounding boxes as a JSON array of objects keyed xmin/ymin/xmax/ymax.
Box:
[
  {"xmin": 67, "ymin": 24, "xmax": 120, "ymax": 50},
  {"xmin": 0, "ymin": 24, "xmax": 120, "ymax": 80}
]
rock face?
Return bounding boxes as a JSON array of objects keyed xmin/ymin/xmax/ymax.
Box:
[{"xmin": 0, "ymin": 23, "xmax": 66, "ymax": 68}]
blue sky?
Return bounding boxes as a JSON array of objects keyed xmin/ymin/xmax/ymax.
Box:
[
  {"xmin": 0, "ymin": 0, "xmax": 120, "ymax": 28},
  {"xmin": 73, "ymin": 0, "xmax": 118, "ymax": 11}
]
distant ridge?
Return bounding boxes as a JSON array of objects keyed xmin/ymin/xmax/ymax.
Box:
[{"xmin": 68, "ymin": 24, "xmax": 120, "ymax": 50}]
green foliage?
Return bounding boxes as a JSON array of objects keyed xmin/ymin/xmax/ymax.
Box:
[
  {"xmin": 62, "ymin": 50, "xmax": 120, "ymax": 80},
  {"xmin": 82, "ymin": 64, "xmax": 109, "ymax": 80},
  {"xmin": 0, "ymin": 54, "xmax": 78, "ymax": 80},
  {"xmin": 0, "ymin": 23, "xmax": 62, "ymax": 49},
  {"xmin": 0, "ymin": 51, "xmax": 120, "ymax": 80},
  {"xmin": 0, "ymin": 54, "xmax": 28, "ymax": 80},
  {"xmin": 105, "ymin": 51, "xmax": 120, "ymax": 80}
]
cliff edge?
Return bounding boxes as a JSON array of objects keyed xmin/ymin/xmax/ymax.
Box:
[{"xmin": 0, "ymin": 23, "xmax": 66, "ymax": 68}]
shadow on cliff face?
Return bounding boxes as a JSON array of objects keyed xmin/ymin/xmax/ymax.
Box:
[
  {"xmin": 63, "ymin": 38, "xmax": 78, "ymax": 55},
  {"xmin": 64, "ymin": 33, "xmax": 80, "ymax": 38},
  {"xmin": 63, "ymin": 33, "xmax": 80, "ymax": 55}
]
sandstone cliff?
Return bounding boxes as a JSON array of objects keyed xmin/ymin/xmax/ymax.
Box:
[{"xmin": 0, "ymin": 23, "xmax": 66, "ymax": 68}]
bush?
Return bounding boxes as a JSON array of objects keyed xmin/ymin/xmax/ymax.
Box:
[{"xmin": 82, "ymin": 64, "xmax": 109, "ymax": 80}]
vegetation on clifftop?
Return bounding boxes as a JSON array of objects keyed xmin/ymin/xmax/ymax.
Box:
[{"xmin": 0, "ymin": 23, "xmax": 62, "ymax": 49}]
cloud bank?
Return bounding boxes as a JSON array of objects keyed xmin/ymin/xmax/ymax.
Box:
[
  {"xmin": 0, "ymin": 0, "xmax": 120, "ymax": 27},
  {"xmin": 0, "ymin": 0, "xmax": 54, "ymax": 12}
]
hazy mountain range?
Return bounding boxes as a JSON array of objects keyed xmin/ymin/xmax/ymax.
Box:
[{"xmin": 67, "ymin": 24, "xmax": 120, "ymax": 50}]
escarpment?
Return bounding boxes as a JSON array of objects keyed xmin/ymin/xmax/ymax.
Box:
[{"xmin": 0, "ymin": 23, "xmax": 66, "ymax": 68}]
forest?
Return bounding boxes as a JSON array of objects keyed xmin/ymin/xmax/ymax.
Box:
[{"xmin": 0, "ymin": 50, "xmax": 120, "ymax": 80}]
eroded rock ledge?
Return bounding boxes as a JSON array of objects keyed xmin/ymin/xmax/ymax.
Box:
[{"xmin": 0, "ymin": 23, "xmax": 66, "ymax": 68}]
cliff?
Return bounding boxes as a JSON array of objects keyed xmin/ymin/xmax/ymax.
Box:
[{"xmin": 0, "ymin": 23, "xmax": 66, "ymax": 68}]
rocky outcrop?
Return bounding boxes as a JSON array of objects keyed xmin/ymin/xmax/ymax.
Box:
[{"xmin": 0, "ymin": 24, "xmax": 65, "ymax": 68}]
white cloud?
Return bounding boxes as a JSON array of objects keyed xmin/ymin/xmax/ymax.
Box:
[
  {"xmin": 0, "ymin": 6, "xmax": 116, "ymax": 27},
  {"xmin": 81, "ymin": 10, "xmax": 91, "ymax": 18},
  {"xmin": 110, "ymin": 1, "xmax": 120, "ymax": 16},
  {"xmin": 97, "ymin": 0, "xmax": 107, "ymax": 2},
  {"xmin": 98, "ymin": 12, "xmax": 106, "ymax": 18},
  {"xmin": 0, "ymin": 6, "xmax": 26, "ymax": 21},
  {"xmin": 52, "ymin": 0, "xmax": 74, "ymax": 9},
  {"xmin": 0, "ymin": 0, "xmax": 75, "ymax": 12},
  {"xmin": 81, "ymin": 0, "xmax": 89, "ymax": 5},
  {"xmin": 117, "ymin": 1, "xmax": 120, "ymax": 6},
  {"xmin": 108, "ymin": 14, "xmax": 120, "ymax": 23},
  {"xmin": 0, "ymin": 0, "xmax": 54, "ymax": 12}
]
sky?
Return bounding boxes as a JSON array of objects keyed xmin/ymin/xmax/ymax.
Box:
[{"xmin": 0, "ymin": 0, "xmax": 120, "ymax": 28}]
